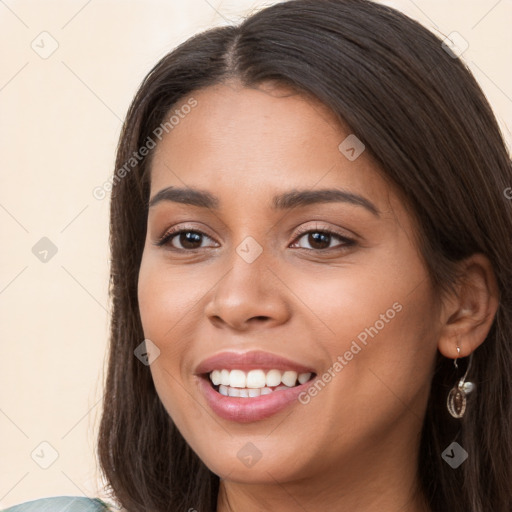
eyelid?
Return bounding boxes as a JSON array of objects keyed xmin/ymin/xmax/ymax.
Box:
[{"xmin": 291, "ymin": 222, "xmax": 353, "ymax": 240}]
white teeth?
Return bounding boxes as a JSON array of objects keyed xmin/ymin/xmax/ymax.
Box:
[
  {"xmin": 246, "ymin": 369, "xmax": 266, "ymax": 388},
  {"xmin": 281, "ymin": 371, "xmax": 298, "ymax": 387},
  {"xmin": 210, "ymin": 370, "xmax": 222, "ymax": 386},
  {"xmin": 229, "ymin": 369, "xmax": 246, "ymax": 388},
  {"xmin": 208, "ymin": 368, "xmax": 315, "ymax": 390},
  {"xmin": 265, "ymin": 369, "xmax": 282, "ymax": 387},
  {"xmin": 216, "ymin": 385, "xmax": 292, "ymax": 397},
  {"xmin": 220, "ymin": 369, "xmax": 230, "ymax": 386},
  {"xmin": 298, "ymin": 372, "xmax": 312, "ymax": 384},
  {"xmin": 228, "ymin": 387, "xmax": 240, "ymax": 397}
]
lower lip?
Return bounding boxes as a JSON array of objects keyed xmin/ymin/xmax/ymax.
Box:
[{"xmin": 198, "ymin": 376, "xmax": 314, "ymax": 423}]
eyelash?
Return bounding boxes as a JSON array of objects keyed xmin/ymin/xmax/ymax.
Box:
[{"xmin": 154, "ymin": 224, "xmax": 356, "ymax": 253}]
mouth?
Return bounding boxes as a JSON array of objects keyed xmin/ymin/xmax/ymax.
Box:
[
  {"xmin": 204, "ymin": 368, "xmax": 316, "ymax": 397},
  {"xmin": 195, "ymin": 351, "xmax": 318, "ymax": 423}
]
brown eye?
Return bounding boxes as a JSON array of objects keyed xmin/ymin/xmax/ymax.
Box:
[
  {"xmin": 303, "ymin": 232, "xmax": 331, "ymax": 250},
  {"xmin": 155, "ymin": 229, "xmax": 217, "ymax": 250},
  {"xmin": 291, "ymin": 228, "xmax": 356, "ymax": 251},
  {"xmin": 174, "ymin": 231, "xmax": 203, "ymax": 250}
]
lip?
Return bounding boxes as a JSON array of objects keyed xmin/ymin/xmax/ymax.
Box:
[
  {"xmin": 194, "ymin": 350, "xmax": 317, "ymax": 375},
  {"xmin": 194, "ymin": 350, "xmax": 317, "ymax": 423},
  {"xmin": 197, "ymin": 375, "xmax": 316, "ymax": 423}
]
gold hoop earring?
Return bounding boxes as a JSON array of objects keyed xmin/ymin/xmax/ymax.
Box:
[{"xmin": 447, "ymin": 347, "xmax": 475, "ymax": 419}]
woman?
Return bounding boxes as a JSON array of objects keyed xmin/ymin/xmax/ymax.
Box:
[{"xmin": 5, "ymin": 0, "xmax": 511, "ymax": 510}]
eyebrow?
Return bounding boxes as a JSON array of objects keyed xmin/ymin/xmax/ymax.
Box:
[{"xmin": 148, "ymin": 186, "xmax": 380, "ymax": 216}]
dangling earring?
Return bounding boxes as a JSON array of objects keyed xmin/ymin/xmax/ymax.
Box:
[{"xmin": 447, "ymin": 346, "xmax": 475, "ymax": 419}]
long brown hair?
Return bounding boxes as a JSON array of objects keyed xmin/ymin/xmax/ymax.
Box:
[{"xmin": 97, "ymin": 1, "xmax": 512, "ymax": 510}]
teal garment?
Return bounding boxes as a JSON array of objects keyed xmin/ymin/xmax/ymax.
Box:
[{"xmin": 1, "ymin": 496, "xmax": 111, "ymax": 512}]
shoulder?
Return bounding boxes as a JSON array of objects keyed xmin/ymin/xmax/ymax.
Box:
[{"xmin": 1, "ymin": 496, "xmax": 111, "ymax": 512}]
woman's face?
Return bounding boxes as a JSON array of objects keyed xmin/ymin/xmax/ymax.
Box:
[{"xmin": 137, "ymin": 81, "xmax": 441, "ymax": 485}]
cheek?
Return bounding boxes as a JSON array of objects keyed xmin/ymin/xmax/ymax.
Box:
[
  {"xmin": 137, "ymin": 257, "xmax": 187, "ymax": 392},
  {"xmin": 137, "ymin": 253, "xmax": 207, "ymax": 340},
  {"xmin": 137, "ymin": 254, "xmax": 212, "ymax": 419},
  {"xmin": 293, "ymin": 252, "xmax": 437, "ymax": 412},
  {"xmin": 283, "ymin": 252, "xmax": 418, "ymax": 345}
]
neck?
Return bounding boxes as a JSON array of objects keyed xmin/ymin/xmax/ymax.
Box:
[{"xmin": 217, "ymin": 474, "xmax": 430, "ymax": 512}]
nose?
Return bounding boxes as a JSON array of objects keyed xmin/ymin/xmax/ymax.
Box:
[{"xmin": 204, "ymin": 247, "xmax": 291, "ymax": 331}]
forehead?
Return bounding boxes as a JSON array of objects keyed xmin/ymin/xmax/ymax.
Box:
[
  {"xmin": 148, "ymin": 81, "xmax": 398, "ymax": 217},
  {"xmin": 153, "ymin": 80, "xmax": 350, "ymax": 164}
]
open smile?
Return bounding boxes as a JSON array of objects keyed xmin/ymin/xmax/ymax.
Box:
[{"xmin": 195, "ymin": 351, "xmax": 317, "ymax": 422}]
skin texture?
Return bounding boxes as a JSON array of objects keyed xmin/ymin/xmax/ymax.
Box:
[{"xmin": 137, "ymin": 81, "xmax": 499, "ymax": 512}]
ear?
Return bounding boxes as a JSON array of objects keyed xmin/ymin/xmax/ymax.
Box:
[{"xmin": 437, "ymin": 253, "xmax": 500, "ymax": 359}]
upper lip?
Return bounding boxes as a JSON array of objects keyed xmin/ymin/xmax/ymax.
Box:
[{"xmin": 195, "ymin": 350, "xmax": 317, "ymax": 375}]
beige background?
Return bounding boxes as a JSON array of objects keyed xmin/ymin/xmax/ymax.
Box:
[{"xmin": 1, "ymin": 0, "xmax": 511, "ymax": 508}]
